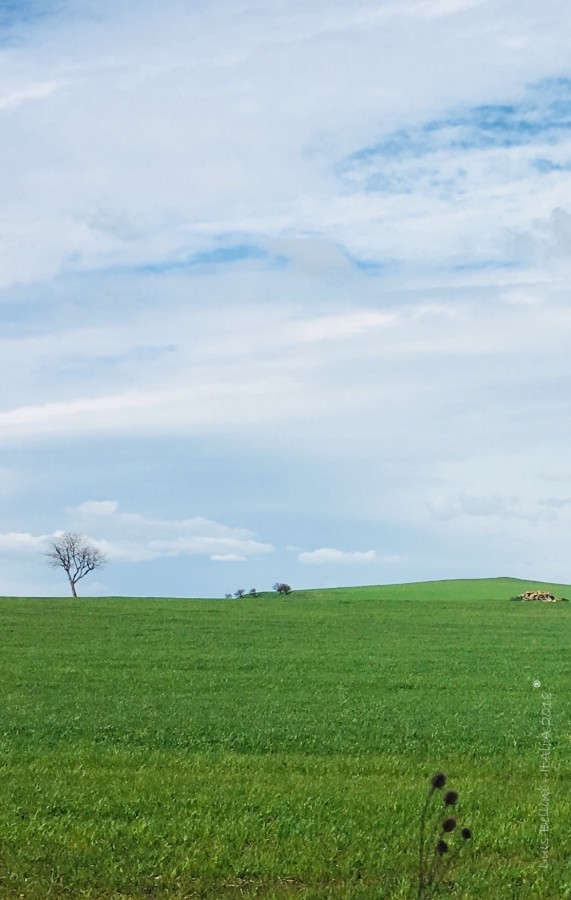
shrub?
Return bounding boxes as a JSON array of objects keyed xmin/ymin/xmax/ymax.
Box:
[{"xmin": 273, "ymin": 582, "xmax": 292, "ymax": 595}]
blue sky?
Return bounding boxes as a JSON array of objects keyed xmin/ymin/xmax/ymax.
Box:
[{"xmin": 1, "ymin": 0, "xmax": 571, "ymax": 596}]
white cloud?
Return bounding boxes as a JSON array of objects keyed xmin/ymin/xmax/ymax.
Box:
[
  {"xmin": 0, "ymin": 532, "xmax": 50, "ymax": 556},
  {"xmin": 0, "ymin": 82, "xmax": 60, "ymax": 110},
  {"xmin": 86, "ymin": 539, "xmax": 159, "ymax": 563},
  {"xmin": 211, "ymin": 554, "xmax": 247, "ymax": 562},
  {"xmin": 0, "ymin": 392, "xmax": 161, "ymax": 435},
  {"xmin": 427, "ymin": 489, "xmax": 571, "ymax": 523},
  {"xmin": 298, "ymin": 548, "xmax": 378, "ymax": 564},
  {"xmin": 71, "ymin": 500, "xmax": 275, "ymax": 562},
  {"xmin": 428, "ymin": 493, "xmax": 529, "ymax": 521},
  {"xmin": 148, "ymin": 537, "xmax": 274, "ymax": 559},
  {"xmin": 77, "ymin": 500, "xmax": 119, "ymax": 516},
  {"xmin": 293, "ymin": 310, "xmax": 394, "ymax": 343},
  {"xmin": 0, "ymin": 502, "xmax": 274, "ymax": 567}
]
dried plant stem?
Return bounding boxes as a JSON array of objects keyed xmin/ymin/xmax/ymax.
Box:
[
  {"xmin": 417, "ymin": 786, "xmax": 436, "ymax": 900},
  {"xmin": 426, "ymin": 846, "xmax": 445, "ymax": 895}
]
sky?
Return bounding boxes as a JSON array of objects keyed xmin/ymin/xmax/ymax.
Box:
[{"xmin": 1, "ymin": 0, "xmax": 571, "ymax": 597}]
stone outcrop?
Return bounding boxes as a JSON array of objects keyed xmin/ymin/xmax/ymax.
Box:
[{"xmin": 519, "ymin": 590, "xmax": 558, "ymax": 602}]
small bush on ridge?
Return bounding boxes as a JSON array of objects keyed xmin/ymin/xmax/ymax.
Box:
[{"xmin": 273, "ymin": 582, "xmax": 292, "ymax": 595}]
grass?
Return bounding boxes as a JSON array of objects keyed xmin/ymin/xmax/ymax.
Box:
[{"xmin": 0, "ymin": 577, "xmax": 570, "ymax": 898}]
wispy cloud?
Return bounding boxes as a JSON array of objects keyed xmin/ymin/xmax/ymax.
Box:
[
  {"xmin": 429, "ymin": 493, "xmax": 530, "ymax": 521},
  {"xmin": 299, "ymin": 548, "xmax": 378, "ymax": 564},
  {"xmin": 0, "ymin": 501, "xmax": 275, "ymax": 567},
  {"xmin": 0, "ymin": 391, "xmax": 164, "ymax": 440},
  {"xmin": 72, "ymin": 500, "xmax": 275, "ymax": 563},
  {"xmin": 0, "ymin": 531, "xmax": 49, "ymax": 555},
  {"xmin": 0, "ymin": 81, "xmax": 60, "ymax": 109},
  {"xmin": 347, "ymin": 79, "xmax": 571, "ymax": 167},
  {"xmin": 338, "ymin": 78, "xmax": 571, "ymax": 263}
]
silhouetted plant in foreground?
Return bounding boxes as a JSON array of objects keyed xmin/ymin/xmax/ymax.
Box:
[{"xmin": 417, "ymin": 772, "xmax": 472, "ymax": 898}]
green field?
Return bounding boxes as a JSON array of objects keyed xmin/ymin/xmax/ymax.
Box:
[{"xmin": 1, "ymin": 578, "xmax": 570, "ymax": 898}]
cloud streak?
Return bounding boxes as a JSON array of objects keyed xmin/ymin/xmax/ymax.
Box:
[{"xmin": 299, "ymin": 548, "xmax": 378, "ymax": 565}]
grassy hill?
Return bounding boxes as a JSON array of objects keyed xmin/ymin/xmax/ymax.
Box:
[{"xmin": 0, "ymin": 578, "xmax": 569, "ymax": 898}]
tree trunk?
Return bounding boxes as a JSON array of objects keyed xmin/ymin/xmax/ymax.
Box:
[{"xmin": 70, "ymin": 580, "xmax": 78, "ymax": 598}]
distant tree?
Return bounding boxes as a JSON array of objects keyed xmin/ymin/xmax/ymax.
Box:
[
  {"xmin": 234, "ymin": 588, "xmax": 246, "ymax": 598},
  {"xmin": 249, "ymin": 588, "xmax": 258, "ymax": 597},
  {"xmin": 224, "ymin": 593, "xmax": 233, "ymax": 600},
  {"xmin": 44, "ymin": 532, "xmax": 106, "ymax": 597},
  {"xmin": 273, "ymin": 582, "xmax": 292, "ymax": 595}
]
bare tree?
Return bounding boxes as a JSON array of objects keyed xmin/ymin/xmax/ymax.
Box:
[{"xmin": 45, "ymin": 532, "xmax": 106, "ymax": 597}]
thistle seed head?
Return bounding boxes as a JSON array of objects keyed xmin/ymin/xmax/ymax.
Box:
[
  {"xmin": 435, "ymin": 839, "xmax": 449, "ymax": 855},
  {"xmin": 431, "ymin": 772, "xmax": 447, "ymax": 789},
  {"xmin": 444, "ymin": 790, "xmax": 458, "ymax": 806},
  {"xmin": 442, "ymin": 817, "xmax": 457, "ymax": 832}
]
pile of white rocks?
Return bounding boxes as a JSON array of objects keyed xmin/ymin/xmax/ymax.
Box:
[{"xmin": 519, "ymin": 590, "xmax": 559, "ymax": 602}]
